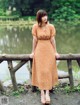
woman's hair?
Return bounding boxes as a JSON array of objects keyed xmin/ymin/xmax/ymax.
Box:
[{"xmin": 36, "ymin": 9, "xmax": 48, "ymax": 27}]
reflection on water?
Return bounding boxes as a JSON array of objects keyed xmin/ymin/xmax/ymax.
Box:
[
  {"xmin": 0, "ymin": 61, "xmax": 30, "ymax": 84},
  {"xmin": 0, "ymin": 22, "xmax": 80, "ymax": 83},
  {"xmin": 0, "ymin": 25, "xmax": 32, "ymax": 54},
  {"xmin": 0, "ymin": 23, "xmax": 79, "ymax": 54}
]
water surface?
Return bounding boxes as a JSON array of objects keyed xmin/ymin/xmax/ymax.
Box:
[{"xmin": 0, "ymin": 22, "xmax": 80, "ymax": 83}]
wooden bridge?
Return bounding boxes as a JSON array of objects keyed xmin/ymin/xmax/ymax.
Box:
[{"xmin": 0, "ymin": 53, "xmax": 80, "ymax": 91}]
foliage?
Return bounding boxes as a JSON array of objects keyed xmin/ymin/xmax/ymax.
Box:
[
  {"xmin": 0, "ymin": 15, "xmax": 20, "ymax": 21},
  {"xmin": 50, "ymin": 0, "xmax": 80, "ymax": 21},
  {"xmin": 55, "ymin": 83, "xmax": 80, "ymax": 94},
  {"xmin": 0, "ymin": 9, "xmax": 6, "ymax": 16},
  {"xmin": 11, "ymin": 86, "xmax": 25, "ymax": 97},
  {"xmin": 0, "ymin": 0, "xmax": 79, "ymax": 21},
  {"xmin": 21, "ymin": 16, "xmax": 36, "ymax": 21},
  {"xmin": 63, "ymin": 84, "xmax": 80, "ymax": 93}
]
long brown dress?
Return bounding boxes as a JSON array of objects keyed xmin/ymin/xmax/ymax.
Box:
[{"xmin": 31, "ymin": 22, "xmax": 59, "ymax": 90}]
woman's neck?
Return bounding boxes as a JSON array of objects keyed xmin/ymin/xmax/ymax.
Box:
[
  {"xmin": 37, "ymin": 21, "xmax": 49, "ymax": 27},
  {"xmin": 41, "ymin": 22, "xmax": 46, "ymax": 27}
]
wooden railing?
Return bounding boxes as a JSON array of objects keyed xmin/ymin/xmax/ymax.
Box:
[{"xmin": 0, "ymin": 54, "xmax": 80, "ymax": 91}]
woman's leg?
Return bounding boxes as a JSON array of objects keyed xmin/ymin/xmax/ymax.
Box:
[
  {"xmin": 40, "ymin": 90, "xmax": 46, "ymax": 104},
  {"xmin": 45, "ymin": 90, "xmax": 50, "ymax": 103}
]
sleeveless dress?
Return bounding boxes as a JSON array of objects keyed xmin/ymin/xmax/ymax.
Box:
[{"xmin": 31, "ymin": 22, "xmax": 59, "ymax": 90}]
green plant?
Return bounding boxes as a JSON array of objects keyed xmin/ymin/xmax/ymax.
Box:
[
  {"xmin": 12, "ymin": 90, "xmax": 20, "ymax": 97},
  {"xmin": 18, "ymin": 86, "xmax": 24, "ymax": 93},
  {"xmin": 11, "ymin": 86, "xmax": 25, "ymax": 97},
  {"xmin": 63, "ymin": 84, "xmax": 80, "ymax": 93},
  {"xmin": 0, "ymin": 9, "xmax": 6, "ymax": 16},
  {"xmin": 50, "ymin": 0, "xmax": 80, "ymax": 22}
]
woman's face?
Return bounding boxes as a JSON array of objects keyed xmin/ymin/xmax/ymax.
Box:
[{"xmin": 41, "ymin": 15, "xmax": 48, "ymax": 23}]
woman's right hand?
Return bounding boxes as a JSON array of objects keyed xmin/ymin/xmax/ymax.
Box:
[{"xmin": 29, "ymin": 52, "xmax": 34, "ymax": 58}]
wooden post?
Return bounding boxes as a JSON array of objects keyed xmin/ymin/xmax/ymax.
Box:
[
  {"xmin": 76, "ymin": 59, "xmax": 80, "ymax": 67},
  {"xmin": 67, "ymin": 60, "xmax": 74, "ymax": 88},
  {"xmin": 7, "ymin": 60, "xmax": 18, "ymax": 90},
  {"xmin": 29, "ymin": 59, "xmax": 32, "ymax": 79},
  {"xmin": 30, "ymin": 58, "xmax": 37, "ymax": 92}
]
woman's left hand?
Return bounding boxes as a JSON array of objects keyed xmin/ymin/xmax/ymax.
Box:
[{"xmin": 55, "ymin": 52, "xmax": 60, "ymax": 59}]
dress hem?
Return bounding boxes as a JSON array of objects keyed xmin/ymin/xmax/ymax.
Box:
[{"xmin": 31, "ymin": 81, "xmax": 59, "ymax": 90}]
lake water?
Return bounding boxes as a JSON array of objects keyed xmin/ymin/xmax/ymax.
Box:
[{"xmin": 0, "ymin": 22, "xmax": 80, "ymax": 84}]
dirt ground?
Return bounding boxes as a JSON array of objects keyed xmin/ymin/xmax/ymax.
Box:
[
  {"xmin": 0, "ymin": 86, "xmax": 80, "ymax": 105},
  {"xmin": 9, "ymin": 90, "xmax": 80, "ymax": 105}
]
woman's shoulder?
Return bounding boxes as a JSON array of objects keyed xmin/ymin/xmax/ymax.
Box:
[
  {"xmin": 32, "ymin": 23, "xmax": 38, "ymax": 29},
  {"xmin": 48, "ymin": 23, "xmax": 55, "ymax": 29}
]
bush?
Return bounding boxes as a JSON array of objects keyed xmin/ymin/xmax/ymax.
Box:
[
  {"xmin": 0, "ymin": 9, "xmax": 6, "ymax": 16},
  {"xmin": 50, "ymin": 0, "xmax": 80, "ymax": 22}
]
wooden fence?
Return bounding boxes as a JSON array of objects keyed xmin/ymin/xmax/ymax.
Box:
[{"xmin": 0, "ymin": 54, "xmax": 80, "ymax": 91}]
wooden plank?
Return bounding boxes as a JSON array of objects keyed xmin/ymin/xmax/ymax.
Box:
[{"xmin": 0, "ymin": 54, "xmax": 79, "ymax": 60}]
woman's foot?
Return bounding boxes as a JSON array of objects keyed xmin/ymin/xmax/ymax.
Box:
[
  {"xmin": 41, "ymin": 90, "xmax": 46, "ymax": 104},
  {"xmin": 45, "ymin": 94, "xmax": 50, "ymax": 104},
  {"xmin": 41, "ymin": 94, "xmax": 46, "ymax": 104},
  {"xmin": 45, "ymin": 90, "xmax": 51, "ymax": 104}
]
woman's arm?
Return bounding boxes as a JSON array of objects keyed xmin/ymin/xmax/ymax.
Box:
[
  {"xmin": 31, "ymin": 36, "xmax": 38, "ymax": 53},
  {"xmin": 50, "ymin": 36, "xmax": 57, "ymax": 53},
  {"xmin": 30, "ymin": 36, "xmax": 38, "ymax": 58},
  {"xmin": 30, "ymin": 24, "xmax": 38, "ymax": 58},
  {"xmin": 50, "ymin": 24, "xmax": 60, "ymax": 58},
  {"xmin": 50, "ymin": 36, "xmax": 60, "ymax": 58}
]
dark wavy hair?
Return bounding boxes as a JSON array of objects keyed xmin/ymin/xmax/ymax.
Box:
[{"xmin": 36, "ymin": 9, "xmax": 48, "ymax": 27}]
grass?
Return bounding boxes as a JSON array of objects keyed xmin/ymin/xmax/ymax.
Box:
[
  {"xmin": 0, "ymin": 15, "xmax": 20, "ymax": 20},
  {"xmin": 2, "ymin": 85, "xmax": 25, "ymax": 97},
  {"xmin": 0, "ymin": 19, "xmax": 36, "ymax": 27},
  {"xmin": 52, "ymin": 83, "xmax": 80, "ymax": 95},
  {"xmin": 1, "ymin": 82, "xmax": 80, "ymax": 97},
  {"xmin": 0, "ymin": 15, "xmax": 79, "ymax": 27}
]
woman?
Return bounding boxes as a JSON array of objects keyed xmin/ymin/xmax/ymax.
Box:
[{"xmin": 30, "ymin": 9, "xmax": 60, "ymax": 104}]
